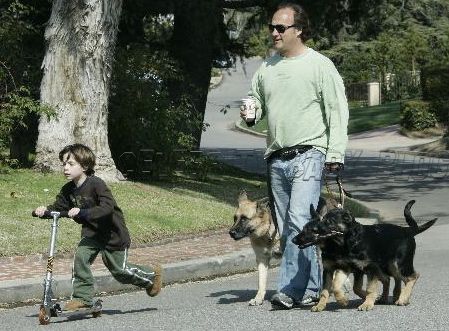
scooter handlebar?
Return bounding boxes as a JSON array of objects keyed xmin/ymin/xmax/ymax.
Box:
[{"xmin": 32, "ymin": 210, "xmax": 69, "ymax": 218}]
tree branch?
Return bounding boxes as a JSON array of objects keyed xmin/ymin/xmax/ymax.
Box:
[{"xmin": 0, "ymin": 60, "xmax": 17, "ymax": 96}]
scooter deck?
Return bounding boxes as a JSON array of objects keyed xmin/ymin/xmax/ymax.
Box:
[
  {"xmin": 57, "ymin": 306, "xmax": 102, "ymax": 318},
  {"xmin": 56, "ymin": 299, "xmax": 102, "ymax": 317},
  {"xmin": 39, "ymin": 300, "xmax": 102, "ymax": 324}
]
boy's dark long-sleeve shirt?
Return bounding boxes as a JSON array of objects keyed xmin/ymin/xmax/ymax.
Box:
[{"xmin": 48, "ymin": 175, "xmax": 131, "ymax": 250}]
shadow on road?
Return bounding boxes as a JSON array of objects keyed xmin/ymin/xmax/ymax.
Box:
[
  {"xmin": 344, "ymin": 150, "xmax": 449, "ymax": 201},
  {"xmin": 207, "ymin": 289, "xmax": 277, "ymax": 305}
]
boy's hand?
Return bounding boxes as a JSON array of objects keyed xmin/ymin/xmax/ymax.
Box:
[
  {"xmin": 34, "ymin": 206, "xmax": 47, "ymax": 217},
  {"xmin": 68, "ymin": 208, "xmax": 80, "ymax": 218}
]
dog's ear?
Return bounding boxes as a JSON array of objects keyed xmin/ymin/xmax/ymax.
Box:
[
  {"xmin": 238, "ymin": 190, "xmax": 248, "ymax": 203},
  {"xmin": 256, "ymin": 197, "xmax": 269, "ymax": 213},
  {"xmin": 310, "ymin": 204, "xmax": 322, "ymax": 221}
]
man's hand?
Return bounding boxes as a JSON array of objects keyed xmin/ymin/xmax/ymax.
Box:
[
  {"xmin": 239, "ymin": 105, "xmax": 249, "ymax": 121},
  {"xmin": 325, "ymin": 162, "xmax": 344, "ymax": 173},
  {"xmin": 240, "ymin": 105, "xmax": 256, "ymax": 127}
]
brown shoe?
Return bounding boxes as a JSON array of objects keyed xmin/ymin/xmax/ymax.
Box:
[
  {"xmin": 146, "ymin": 264, "xmax": 162, "ymax": 297},
  {"xmin": 64, "ymin": 300, "xmax": 90, "ymax": 311}
]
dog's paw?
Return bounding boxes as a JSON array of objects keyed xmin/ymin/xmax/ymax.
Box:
[
  {"xmin": 357, "ymin": 302, "xmax": 375, "ymax": 311},
  {"xmin": 394, "ymin": 299, "xmax": 410, "ymax": 306},
  {"xmin": 311, "ymin": 303, "xmax": 326, "ymax": 312},
  {"xmin": 376, "ymin": 296, "xmax": 389, "ymax": 305},
  {"xmin": 249, "ymin": 297, "xmax": 264, "ymax": 306}
]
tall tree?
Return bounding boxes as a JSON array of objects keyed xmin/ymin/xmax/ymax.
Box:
[{"xmin": 35, "ymin": 0, "xmax": 123, "ymax": 181}]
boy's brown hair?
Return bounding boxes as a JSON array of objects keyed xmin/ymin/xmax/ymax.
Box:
[{"xmin": 59, "ymin": 144, "xmax": 96, "ymax": 176}]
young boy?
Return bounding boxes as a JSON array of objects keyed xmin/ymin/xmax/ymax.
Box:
[{"xmin": 34, "ymin": 143, "xmax": 162, "ymax": 311}]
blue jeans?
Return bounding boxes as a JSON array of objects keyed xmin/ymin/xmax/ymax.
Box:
[{"xmin": 268, "ymin": 148, "xmax": 324, "ymax": 302}]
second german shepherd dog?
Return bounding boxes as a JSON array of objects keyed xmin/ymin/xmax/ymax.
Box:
[{"xmin": 292, "ymin": 200, "xmax": 437, "ymax": 311}]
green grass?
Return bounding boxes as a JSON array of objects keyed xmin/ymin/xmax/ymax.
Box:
[
  {"xmin": 348, "ymin": 101, "xmax": 401, "ymax": 134},
  {"xmin": 245, "ymin": 101, "xmax": 401, "ymax": 135},
  {"xmin": 0, "ymin": 167, "xmax": 267, "ymax": 257}
]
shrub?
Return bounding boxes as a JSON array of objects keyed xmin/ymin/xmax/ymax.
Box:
[
  {"xmin": 400, "ymin": 100, "xmax": 437, "ymax": 131},
  {"xmin": 245, "ymin": 26, "xmax": 271, "ymax": 58},
  {"xmin": 109, "ymin": 47, "xmax": 206, "ymax": 179},
  {"xmin": 0, "ymin": 86, "xmax": 54, "ymax": 168},
  {"xmin": 421, "ymin": 65, "xmax": 449, "ymax": 123}
]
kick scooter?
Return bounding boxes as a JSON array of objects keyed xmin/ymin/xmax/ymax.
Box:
[{"xmin": 32, "ymin": 210, "xmax": 102, "ymax": 325}]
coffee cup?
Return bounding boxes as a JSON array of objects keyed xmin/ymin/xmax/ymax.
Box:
[{"xmin": 241, "ymin": 97, "xmax": 256, "ymax": 121}]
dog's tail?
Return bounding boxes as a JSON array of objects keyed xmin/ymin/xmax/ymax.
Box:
[{"xmin": 404, "ymin": 200, "xmax": 437, "ymax": 235}]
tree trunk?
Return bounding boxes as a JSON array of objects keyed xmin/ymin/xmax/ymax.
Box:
[{"xmin": 35, "ymin": 0, "xmax": 123, "ymax": 181}]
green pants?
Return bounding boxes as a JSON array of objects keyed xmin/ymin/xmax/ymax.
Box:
[{"xmin": 71, "ymin": 237, "xmax": 156, "ymax": 305}]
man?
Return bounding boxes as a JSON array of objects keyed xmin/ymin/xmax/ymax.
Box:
[{"xmin": 240, "ymin": 1, "xmax": 349, "ymax": 309}]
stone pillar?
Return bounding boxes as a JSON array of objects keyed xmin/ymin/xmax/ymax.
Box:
[{"xmin": 367, "ymin": 82, "xmax": 381, "ymax": 106}]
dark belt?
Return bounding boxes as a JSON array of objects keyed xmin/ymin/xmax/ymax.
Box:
[{"xmin": 268, "ymin": 145, "xmax": 312, "ymax": 162}]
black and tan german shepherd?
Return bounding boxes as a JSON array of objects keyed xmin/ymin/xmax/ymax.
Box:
[
  {"xmin": 229, "ymin": 191, "xmax": 278, "ymax": 305},
  {"xmin": 292, "ymin": 200, "xmax": 437, "ymax": 311}
]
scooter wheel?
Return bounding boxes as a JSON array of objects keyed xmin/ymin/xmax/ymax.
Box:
[
  {"xmin": 92, "ymin": 311, "xmax": 102, "ymax": 318},
  {"xmin": 39, "ymin": 305, "xmax": 51, "ymax": 325}
]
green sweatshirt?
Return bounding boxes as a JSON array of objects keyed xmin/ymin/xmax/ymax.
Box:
[{"xmin": 249, "ymin": 48, "xmax": 349, "ymax": 163}]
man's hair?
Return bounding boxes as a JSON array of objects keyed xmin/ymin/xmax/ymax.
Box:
[
  {"xmin": 59, "ymin": 144, "xmax": 96, "ymax": 176},
  {"xmin": 275, "ymin": 1, "xmax": 311, "ymax": 42}
]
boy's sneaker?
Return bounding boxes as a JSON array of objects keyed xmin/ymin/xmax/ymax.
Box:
[
  {"xmin": 300, "ymin": 295, "xmax": 319, "ymax": 305},
  {"xmin": 64, "ymin": 300, "xmax": 90, "ymax": 311},
  {"xmin": 146, "ymin": 264, "xmax": 162, "ymax": 297},
  {"xmin": 270, "ymin": 292, "xmax": 295, "ymax": 310}
]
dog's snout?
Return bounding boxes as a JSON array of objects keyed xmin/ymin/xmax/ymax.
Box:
[{"xmin": 229, "ymin": 230, "xmax": 237, "ymax": 239}]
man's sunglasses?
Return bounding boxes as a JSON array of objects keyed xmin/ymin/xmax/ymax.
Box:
[{"xmin": 268, "ymin": 24, "xmax": 297, "ymax": 33}]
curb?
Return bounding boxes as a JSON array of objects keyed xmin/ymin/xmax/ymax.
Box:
[
  {"xmin": 383, "ymin": 147, "xmax": 449, "ymax": 159},
  {"xmin": 234, "ymin": 120, "xmax": 267, "ymax": 137},
  {"xmin": 0, "ymin": 249, "xmax": 281, "ymax": 306}
]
